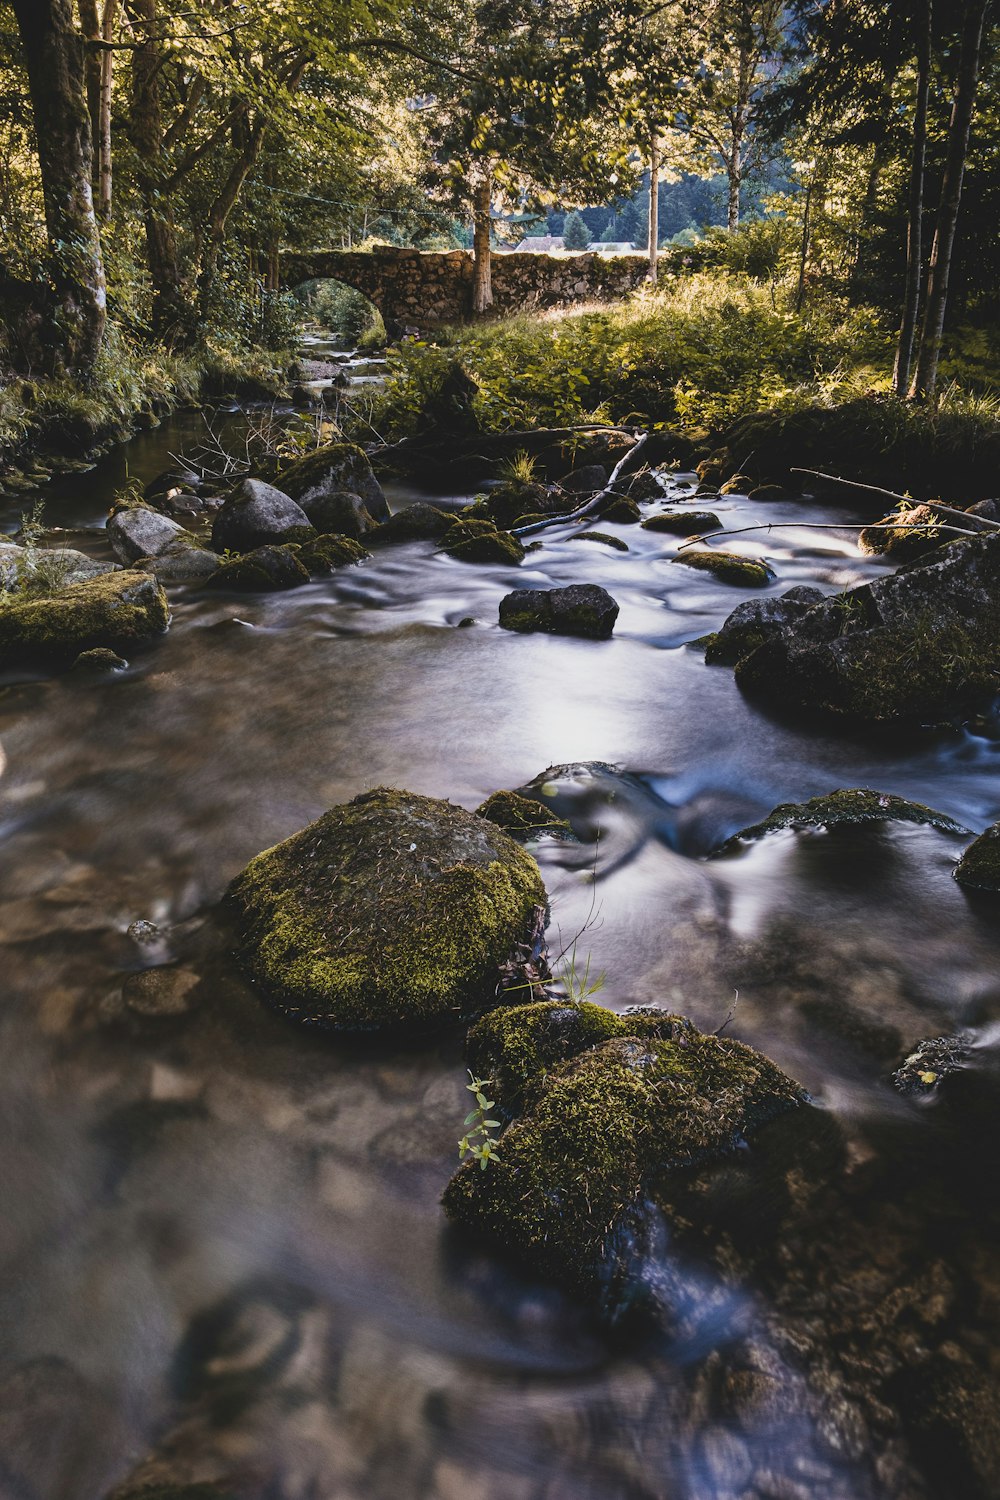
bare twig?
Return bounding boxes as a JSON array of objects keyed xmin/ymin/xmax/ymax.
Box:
[
  {"xmin": 790, "ymin": 467, "xmax": 1000, "ymax": 532},
  {"xmin": 512, "ymin": 433, "xmax": 649, "ymax": 537},
  {"xmin": 675, "ymin": 518, "xmax": 981, "ymax": 551}
]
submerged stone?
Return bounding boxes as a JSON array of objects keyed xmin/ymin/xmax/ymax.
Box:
[
  {"xmin": 642, "ymin": 509, "xmax": 721, "ymax": 535},
  {"xmin": 205, "ymin": 544, "xmax": 310, "ymax": 592},
  {"xmin": 279, "ymin": 441, "xmax": 389, "ymax": 522},
  {"xmin": 443, "ymin": 1000, "xmax": 803, "ymax": 1289},
  {"xmin": 0, "ymin": 569, "xmax": 168, "ymax": 668},
  {"xmin": 713, "ymin": 789, "xmax": 970, "ymax": 854},
  {"xmin": 227, "ymin": 787, "xmax": 546, "ymax": 1032},
  {"xmin": 705, "ymin": 586, "xmax": 825, "ymax": 666},
  {"xmin": 498, "ymin": 584, "xmax": 619, "ymax": 639},
  {"xmin": 475, "ymin": 790, "xmax": 572, "ymax": 841},
  {"xmin": 672, "ymin": 549, "xmax": 774, "ymax": 587},
  {"xmin": 440, "ymin": 518, "xmax": 525, "ymax": 566},
  {"xmin": 211, "ymin": 478, "xmax": 314, "ymax": 554},
  {"xmin": 736, "ymin": 534, "xmax": 1000, "ymax": 725},
  {"xmin": 954, "ymin": 822, "xmax": 1000, "ymax": 892}
]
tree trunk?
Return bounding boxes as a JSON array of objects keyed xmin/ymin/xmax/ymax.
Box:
[
  {"xmin": 197, "ymin": 117, "xmax": 270, "ymax": 315},
  {"xmin": 894, "ymin": 0, "xmax": 932, "ymax": 395},
  {"xmin": 471, "ymin": 174, "xmax": 493, "ymax": 315},
  {"xmin": 96, "ymin": 1, "xmax": 119, "ymax": 219},
  {"xmin": 648, "ymin": 132, "xmax": 660, "ymax": 283},
  {"xmin": 10, "ymin": 0, "xmax": 106, "ymax": 375},
  {"xmin": 909, "ymin": 0, "xmax": 988, "ymax": 402},
  {"xmin": 795, "ymin": 176, "xmax": 813, "ymax": 313},
  {"xmin": 129, "ymin": 0, "xmax": 186, "ymax": 338}
]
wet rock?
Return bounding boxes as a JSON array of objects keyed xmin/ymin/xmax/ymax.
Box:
[
  {"xmin": 713, "ymin": 789, "xmax": 970, "ymax": 854},
  {"xmin": 859, "ymin": 504, "xmax": 946, "ymax": 563},
  {"xmin": 0, "ymin": 569, "xmax": 169, "ymax": 668},
  {"xmin": 477, "ymin": 479, "xmax": 555, "ymax": 529},
  {"xmin": 892, "ymin": 1035, "xmax": 972, "ymax": 1097},
  {"xmin": 642, "ymin": 509, "xmax": 721, "ymax": 536},
  {"xmin": 441, "ymin": 518, "xmax": 525, "ymax": 566},
  {"xmin": 621, "ymin": 469, "xmax": 663, "ymax": 502},
  {"xmin": 137, "ymin": 538, "xmax": 219, "ymax": 583},
  {"xmin": 144, "ymin": 465, "xmax": 203, "ymax": 504},
  {"xmin": 719, "ymin": 474, "xmax": 753, "ymax": 496},
  {"xmin": 107, "ymin": 503, "xmax": 188, "ymax": 564},
  {"xmin": 568, "ymin": 531, "xmax": 629, "ymax": 551},
  {"xmin": 298, "ymin": 488, "xmax": 376, "ymax": 539},
  {"xmin": 896, "ymin": 1357, "xmax": 1000, "ymax": 1500},
  {"xmin": 205, "ymin": 544, "xmax": 310, "ymax": 592},
  {"xmin": 210, "ymin": 478, "xmax": 314, "ymax": 554},
  {"xmin": 123, "ymin": 965, "xmax": 200, "ymax": 1017},
  {"xmin": 475, "ymin": 790, "xmax": 572, "ymax": 841},
  {"xmin": 746, "ymin": 483, "xmax": 789, "ymax": 501},
  {"xmin": 0, "ymin": 540, "xmax": 117, "ymax": 591},
  {"xmin": 70, "ymin": 646, "xmax": 128, "ymax": 673},
  {"xmin": 498, "ymin": 584, "xmax": 619, "ymax": 639},
  {"xmin": 966, "ymin": 498, "xmax": 1000, "ymax": 523},
  {"xmin": 559, "ymin": 463, "xmax": 608, "ymax": 495},
  {"xmin": 954, "ymin": 822, "xmax": 1000, "ymax": 892},
  {"xmin": 443, "ymin": 1000, "xmax": 804, "ymax": 1289},
  {"xmin": 279, "ymin": 441, "xmax": 389, "ymax": 522},
  {"xmin": 735, "ymin": 534, "xmax": 1000, "ymax": 725},
  {"xmin": 296, "ymin": 533, "xmax": 368, "ymax": 573},
  {"xmin": 599, "ymin": 496, "xmax": 642, "ymax": 524},
  {"xmin": 706, "ymin": 586, "xmax": 826, "ymax": 667},
  {"xmin": 672, "ymin": 549, "xmax": 774, "ymax": 587},
  {"xmin": 0, "ymin": 1356, "xmax": 123, "ymax": 1500},
  {"xmin": 227, "ymin": 786, "xmax": 545, "ymax": 1031},
  {"xmin": 367, "ymin": 502, "xmax": 454, "ymax": 544}
]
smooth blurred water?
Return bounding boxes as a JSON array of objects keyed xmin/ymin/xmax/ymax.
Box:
[{"xmin": 2, "ymin": 413, "xmax": 999, "ymax": 1500}]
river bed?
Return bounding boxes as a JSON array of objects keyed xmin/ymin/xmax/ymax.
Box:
[{"xmin": 2, "ymin": 405, "xmax": 999, "ymax": 1500}]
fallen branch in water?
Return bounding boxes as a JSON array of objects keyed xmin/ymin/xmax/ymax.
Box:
[
  {"xmin": 790, "ymin": 468, "xmax": 1000, "ymax": 533},
  {"xmin": 512, "ymin": 433, "xmax": 649, "ymax": 537},
  {"xmin": 676, "ymin": 518, "xmax": 983, "ymax": 551}
]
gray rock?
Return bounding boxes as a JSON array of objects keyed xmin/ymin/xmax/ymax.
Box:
[
  {"xmin": 279, "ymin": 442, "xmax": 389, "ymax": 522},
  {"xmin": 137, "ymin": 539, "xmax": 219, "ymax": 583},
  {"xmin": 559, "ymin": 463, "xmax": 608, "ymax": 495},
  {"xmin": 0, "ymin": 541, "xmax": 117, "ymax": 591},
  {"xmin": 211, "ymin": 478, "xmax": 313, "ymax": 554},
  {"xmin": 499, "ymin": 584, "xmax": 620, "ymax": 639},
  {"xmin": 300, "ymin": 489, "xmax": 376, "ymax": 539},
  {"xmin": 706, "ymin": 586, "xmax": 824, "ymax": 666},
  {"xmin": 107, "ymin": 505, "xmax": 187, "ymax": 564}
]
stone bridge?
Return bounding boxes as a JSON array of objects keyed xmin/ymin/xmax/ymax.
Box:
[{"xmin": 280, "ymin": 245, "xmax": 651, "ymax": 332}]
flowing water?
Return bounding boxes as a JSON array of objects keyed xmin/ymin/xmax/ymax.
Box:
[{"xmin": 2, "ymin": 403, "xmax": 1000, "ymax": 1500}]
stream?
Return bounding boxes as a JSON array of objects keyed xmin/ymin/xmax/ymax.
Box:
[{"xmin": 2, "ymin": 387, "xmax": 1000, "ymax": 1500}]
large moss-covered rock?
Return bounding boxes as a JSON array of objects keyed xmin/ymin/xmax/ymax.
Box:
[
  {"xmin": 296, "ymin": 533, "xmax": 368, "ymax": 573},
  {"xmin": 279, "ymin": 442, "xmax": 388, "ymax": 522},
  {"xmin": 736, "ymin": 534, "xmax": 1000, "ymax": 725},
  {"xmin": 440, "ymin": 518, "xmax": 525, "ymax": 566},
  {"xmin": 954, "ymin": 823, "xmax": 1000, "ymax": 892},
  {"xmin": 367, "ymin": 502, "xmax": 454, "ymax": 545},
  {"xmin": 705, "ymin": 586, "xmax": 825, "ymax": 667},
  {"xmin": 227, "ymin": 788, "xmax": 546, "ymax": 1032},
  {"xmin": 498, "ymin": 584, "xmax": 619, "ymax": 638},
  {"xmin": 642, "ymin": 509, "xmax": 721, "ymax": 536},
  {"xmin": 672, "ymin": 549, "xmax": 774, "ymax": 587},
  {"xmin": 0, "ymin": 569, "xmax": 168, "ymax": 668},
  {"xmin": 205, "ymin": 544, "xmax": 310, "ymax": 592},
  {"xmin": 443, "ymin": 1000, "xmax": 803, "ymax": 1289},
  {"xmin": 713, "ymin": 788, "xmax": 970, "ymax": 855},
  {"xmin": 478, "ymin": 479, "xmax": 555, "ymax": 529}
]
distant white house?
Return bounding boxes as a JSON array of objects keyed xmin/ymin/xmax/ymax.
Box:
[{"xmin": 503, "ymin": 235, "xmax": 637, "ymax": 255}]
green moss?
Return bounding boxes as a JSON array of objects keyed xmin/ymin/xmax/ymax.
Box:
[
  {"xmin": 672, "ymin": 549, "xmax": 774, "ymax": 587},
  {"xmin": 0, "ymin": 569, "xmax": 169, "ymax": 667},
  {"xmin": 206, "ymin": 546, "xmax": 310, "ymax": 592},
  {"xmin": 705, "ymin": 625, "xmax": 770, "ymax": 665},
  {"xmin": 568, "ymin": 531, "xmax": 629, "ymax": 551},
  {"xmin": 859, "ymin": 504, "xmax": 945, "ymax": 561},
  {"xmin": 70, "ymin": 646, "xmax": 128, "ymax": 672},
  {"xmin": 474, "ymin": 790, "xmax": 572, "ymax": 841},
  {"xmin": 440, "ymin": 519, "xmax": 525, "ymax": 566},
  {"xmin": 954, "ymin": 822, "xmax": 1000, "ymax": 892},
  {"xmin": 297, "ymin": 533, "xmax": 368, "ymax": 573},
  {"xmin": 367, "ymin": 504, "xmax": 453, "ymax": 544},
  {"xmin": 599, "ymin": 496, "xmax": 642, "ymax": 524},
  {"xmin": 713, "ymin": 788, "xmax": 970, "ymax": 854},
  {"xmin": 443, "ymin": 1004, "xmax": 803, "ymax": 1289},
  {"xmin": 480, "ymin": 479, "xmax": 552, "ymax": 528},
  {"xmin": 227, "ymin": 787, "xmax": 546, "ymax": 1032},
  {"xmin": 642, "ymin": 510, "xmax": 721, "ymax": 535}
]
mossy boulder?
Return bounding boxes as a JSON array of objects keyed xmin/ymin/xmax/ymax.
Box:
[
  {"xmin": 642, "ymin": 509, "xmax": 721, "ymax": 536},
  {"xmin": 0, "ymin": 569, "xmax": 168, "ymax": 668},
  {"xmin": 599, "ymin": 496, "xmax": 642, "ymax": 525},
  {"xmin": 498, "ymin": 584, "xmax": 619, "ymax": 639},
  {"xmin": 712, "ymin": 788, "xmax": 970, "ymax": 855},
  {"xmin": 227, "ymin": 787, "xmax": 546, "ymax": 1032},
  {"xmin": 475, "ymin": 790, "xmax": 572, "ymax": 841},
  {"xmin": 859, "ymin": 504, "xmax": 946, "ymax": 562},
  {"xmin": 367, "ymin": 503, "xmax": 454, "ymax": 545},
  {"xmin": 479, "ymin": 479, "xmax": 555, "ymax": 529},
  {"xmin": 205, "ymin": 545, "xmax": 310, "ymax": 592},
  {"xmin": 279, "ymin": 441, "xmax": 389, "ymax": 522},
  {"xmin": 70, "ymin": 646, "xmax": 128, "ymax": 673},
  {"xmin": 567, "ymin": 531, "xmax": 629, "ymax": 551},
  {"xmin": 705, "ymin": 586, "xmax": 824, "ymax": 666},
  {"xmin": 954, "ymin": 823, "xmax": 1000, "ymax": 892},
  {"xmin": 736, "ymin": 534, "xmax": 1000, "ymax": 725},
  {"xmin": 620, "ymin": 469, "xmax": 663, "ymax": 502},
  {"xmin": 672, "ymin": 549, "xmax": 774, "ymax": 587},
  {"xmin": 296, "ymin": 533, "xmax": 368, "ymax": 573},
  {"xmin": 443, "ymin": 1001, "xmax": 804, "ymax": 1289},
  {"xmin": 440, "ymin": 518, "xmax": 525, "ymax": 566}
]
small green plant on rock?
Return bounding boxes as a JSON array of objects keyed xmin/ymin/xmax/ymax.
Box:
[
  {"xmin": 498, "ymin": 449, "xmax": 538, "ymax": 484},
  {"xmin": 459, "ymin": 1072, "xmax": 502, "ymax": 1169}
]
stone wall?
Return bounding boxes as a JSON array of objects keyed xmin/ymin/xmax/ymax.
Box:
[{"xmin": 281, "ymin": 246, "xmax": 652, "ymax": 331}]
